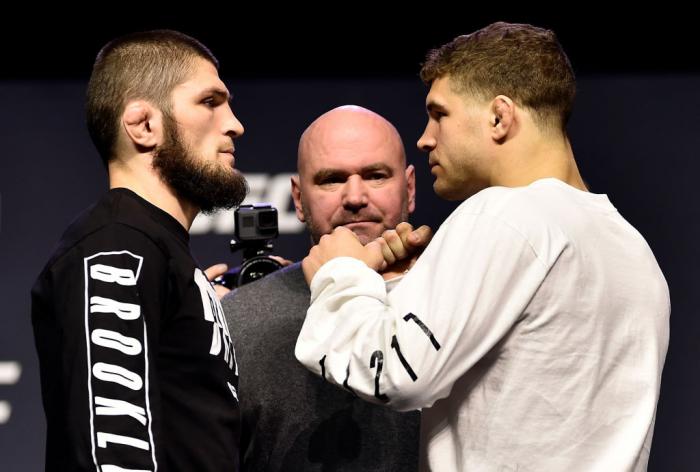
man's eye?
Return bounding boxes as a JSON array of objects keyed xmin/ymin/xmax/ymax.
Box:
[
  {"xmin": 365, "ymin": 173, "xmax": 388, "ymax": 181},
  {"xmin": 320, "ymin": 177, "xmax": 344, "ymax": 185}
]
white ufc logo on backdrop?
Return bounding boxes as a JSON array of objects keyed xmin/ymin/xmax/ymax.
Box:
[{"xmin": 0, "ymin": 361, "xmax": 21, "ymax": 424}]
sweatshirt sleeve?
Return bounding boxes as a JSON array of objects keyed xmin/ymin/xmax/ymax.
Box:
[
  {"xmin": 295, "ymin": 211, "xmax": 555, "ymax": 412},
  {"xmin": 32, "ymin": 223, "xmax": 169, "ymax": 471}
]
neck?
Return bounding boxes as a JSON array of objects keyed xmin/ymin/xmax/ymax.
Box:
[
  {"xmin": 493, "ymin": 131, "xmax": 587, "ymax": 192},
  {"xmin": 108, "ymin": 155, "xmax": 199, "ymax": 230}
]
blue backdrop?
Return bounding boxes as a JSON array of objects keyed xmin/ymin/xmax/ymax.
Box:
[{"xmin": 1, "ymin": 75, "xmax": 697, "ymax": 470}]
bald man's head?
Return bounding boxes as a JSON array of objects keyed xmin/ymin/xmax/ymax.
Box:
[{"xmin": 291, "ymin": 105, "xmax": 416, "ymax": 244}]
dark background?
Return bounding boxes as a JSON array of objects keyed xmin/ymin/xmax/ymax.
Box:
[
  {"xmin": 1, "ymin": 10, "xmax": 697, "ymax": 471},
  {"xmin": 2, "ymin": 9, "xmax": 699, "ymax": 79}
]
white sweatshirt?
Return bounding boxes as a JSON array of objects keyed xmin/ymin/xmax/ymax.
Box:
[{"xmin": 296, "ymin": 178, "xmax": 670, "ymax": 471}]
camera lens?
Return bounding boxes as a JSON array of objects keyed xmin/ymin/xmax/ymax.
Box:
[
  {"xmin": 258, "ymin": 211, "xmax": 276, "ymax": 228},
  {"xmin": 238, "ymin": 256, "xmax": 283, "ymax": 286}
]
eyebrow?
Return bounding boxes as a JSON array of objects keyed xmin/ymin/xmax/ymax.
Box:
[
  {"xmin": 313, "ymin": 163, "xmax": 394, "ymax": 184},
  {"xmin": 200, "ymin": 87, "xmax": 231, "ymax": 103},
  {"xmin": 426, "ymin": 100, "xmax": 447, "ymax": 114}
]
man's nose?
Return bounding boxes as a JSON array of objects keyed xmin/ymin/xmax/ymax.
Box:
[{"xmin": 342, "ymin": 175, "xmax": 369, "ymax": 210}]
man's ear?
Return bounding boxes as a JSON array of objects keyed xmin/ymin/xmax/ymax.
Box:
[
  {"xmin": 490, "ymin": 95, "xmax": 515, "ymax": 142},
  {"xmin": 405, "ymin": 164, "xmax": 416, "ymax": 214},
  {"xmin": 122, "ymin": 100, "xmax": 161, "ymax": 149},
  {"xmin": 291, "ymin": 174, "xmax": 306, "ymax": 223}
]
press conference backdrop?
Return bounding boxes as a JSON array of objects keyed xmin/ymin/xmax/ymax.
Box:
[{"xmin": 1, "ymin": 77, "xmax": 697, "ymax": 470}]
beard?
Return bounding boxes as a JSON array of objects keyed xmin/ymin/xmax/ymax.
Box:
[{"xmin": 152, "ymin": 114, "xmax": 248, "ymax": 214}]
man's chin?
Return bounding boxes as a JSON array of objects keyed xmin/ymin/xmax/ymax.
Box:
[{"xmin": 341, "ymin": 221, "xmax": 383, "ymax": 245}]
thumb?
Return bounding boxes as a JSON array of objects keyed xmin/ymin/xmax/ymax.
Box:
[{"xmin": 408, "ymin": 225, "xmax": 433, "ymax": 248}]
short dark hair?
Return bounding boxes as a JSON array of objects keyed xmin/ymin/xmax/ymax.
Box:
[
  {"xmin": 86, "ymin": 29, "xmax": 218, "ymax": 165},
  {"xmin": 420, "ymin": 22, "xmax": 576, "ymax": 131}
]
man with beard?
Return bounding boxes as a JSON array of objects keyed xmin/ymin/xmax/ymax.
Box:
[
  {"xmin": 221, "ymin": 105, "xmax": 423, "ymax": 471},
  {"xmin": 31, "ymin": 30, "xmax": 247, "ymax": 471}
]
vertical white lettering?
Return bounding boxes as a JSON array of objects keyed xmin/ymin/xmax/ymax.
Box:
[
  {"xmin": 97, "ymin": 432, "xmax": 150, "ymax": 450},
  {"xmin": 94, "ymin": 396, "xmax": 147, "ymax": 426},
  {"xmin": 90, "ymin": 264, "xmax": 137, "ymax": 286},
  {"xmin": 91, "ymin": 330, "xmax": 142, "ymax": 356},
  {"xmin": 90, "ymin": 296, "xmax": 141, "ymax": 320},
  {"xmin": 92, "ymin": 363, "xmax": 143, "ymax": 391}
]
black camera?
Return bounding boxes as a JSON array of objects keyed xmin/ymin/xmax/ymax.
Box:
[{"xmin": 213, "ymin": 204, "xmax": 283, "ymax": 289}]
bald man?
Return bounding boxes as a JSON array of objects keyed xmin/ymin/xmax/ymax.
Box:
[{"xmin": 221, "ymin": 106, "xmax": 421, "ymax": 471}]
